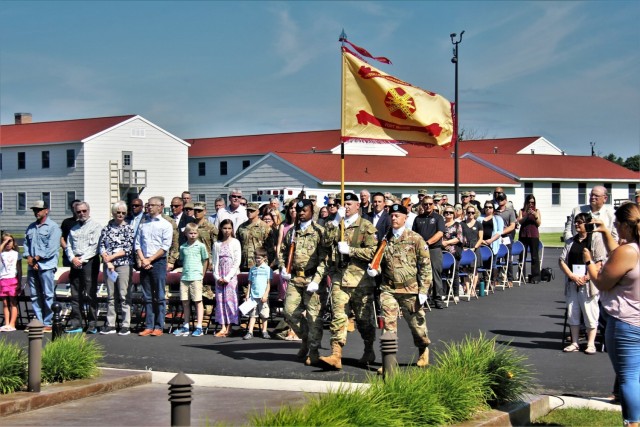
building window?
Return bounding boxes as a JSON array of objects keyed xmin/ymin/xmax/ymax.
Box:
[
  {"xmin": 0, "ymin": 153, "xmax": 3, "ymax": 170},
  {"xmin": 198, "ymin": 162, "xmax": 206, "ymax": 176},
  {"xmin": 0, "ymin": 192, "xmax": 3, "ymax": 211},
  {"xmin": 17, "ymin": 192, "xmax": 27, "ymax": 211},
  {"xmin": 629, "ymin": 183, "xmax": 637, "ymax": 201},
  {"xmin": 67, "ymin": 149, "xmax": 76, "ymax": 168},
  {"xmin": 130, "ymin": 128, "xmax": 146, "ymax": 138},
  {"xmin": 524, "ymin": 182, "xmax": 533, "ymax": 196},
  {"xmin": 578, "ymin": 183, "xmax": 587, "ymax": 205},
  {"xmin": 198, "ymin": 194, "xmax": 206, "ymax": 202},
  {"xmin": 18, "ymin": 152, "xmax": 26, "ymax": 170},
  {"xmin": 66, "ymin": 191, "xmax": 76, "ymax": 212},
  {"xmin": 242, "ymin": 160, "xmax": 250, "ymax": 170},
  {"xmin": 42, "ymin": 192, "xmax": 51, "ymax": 209},
  {"xmin": 604, "ymin": 183, "xmax": 612, "ymax": 204},
  {"xmin": 42, "ymin": 151, "xmax": 50, "ymax": 169},
  {"xmin": 552, "ymin": 183, "xmax": 561, "ymax": 205},
  {"xmin": 220, "ymin": 161, "xmax": 228, "ymax": 176}
]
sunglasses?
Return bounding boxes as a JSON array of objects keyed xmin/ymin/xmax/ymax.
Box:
[
  {"xmin": 171, "ymin": 204, "xmax": 182, "ymax": 208},
  {"xmin": 327, "ymin": 203, "xmax": 337, "ymax": 207},
  {"xmin": 466, "ymin": 211, "xmax": 475, "ymax": 215},
  {"xmin": 444, "ymin": 211, "xmax": 454, "ymax": 215},
  {"xmin": 115, "ymin": 211, "xmax": 127, "ymax": 215},
  {"xmin": 230, "ymin": 195, "xmax": 241, "ymax": 199},
  {"xmin": 484, "ymin": 206, "xmax": 493, "ymax": 210},
  {"xmin": 422, "ymin": 202, "xmax": 434, "ymax": 206}
]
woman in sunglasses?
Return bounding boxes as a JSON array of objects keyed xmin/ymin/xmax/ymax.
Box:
[
  {"xmin": 480, "ymin": 202, "xmax": 504, "ymax": 293},
  {"xmin": 442, "ymin": 204, "xmax": 464, "ymax": 301},
  {"xmin": 460, "ymin": 205, "xmax": 484, "ymax": 294},
  {"xmin": 518, "ymin": 194, "xmax": 542, "ymax": 283}
]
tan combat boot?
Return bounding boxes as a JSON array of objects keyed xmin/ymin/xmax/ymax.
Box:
[
  {"xmin": 416, "ymin": 347, "xmax": 429, "ymax": 367},
  {"xmin": 319, "ymin": 342, "xmax": 343, "ymax": 370},
  {"xmin": 305, "ymin": 348, "xmax": 320, "ymax": 366},
  {"xmin": 358, "ymin": 341, "xmax": 375, "ymax": 366}
]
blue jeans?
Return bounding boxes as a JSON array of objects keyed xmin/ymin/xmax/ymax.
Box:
[
  {"xmin": 140, "ymin": 258, "xmax": 167, "ymax": 330},
  {"xmin": 28, "ymin": 268, "xmax": 56, "ymax": 326},
  {"xmin": 605, "ymin": 314, "xmax": 640, "ymax": 423}
]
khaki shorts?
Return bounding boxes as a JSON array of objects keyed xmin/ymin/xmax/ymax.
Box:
[
  {"xmin": 248, "ymin": 297, "xmax": 270, "ymax": 320},
  {"xmin": 180, "ymin": 280, "xmax": 203, "ymax": 302}
]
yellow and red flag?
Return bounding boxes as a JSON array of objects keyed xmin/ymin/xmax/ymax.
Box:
[{"xmin": 341, "ymin": 47, "xmax": 455, "ymax": 147}]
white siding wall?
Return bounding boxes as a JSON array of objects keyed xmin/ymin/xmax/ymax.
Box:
[
  {"xmin": 230, "ymin": 157, "xmax": 317, "ymax": 197},
  {"xmin": 517, "ymin": 138, "xmax": 563, "ymax": 155},
  {"xmin": 188, "ymin": 155, "xmax": 263, "ymax": 185},
  {"xmin": 83, "ymin": 118, "xmax": 188, "ymax": 225},
  {"xmin": 0, "ymin": 142, "xmax": 84, "ymax": 231}
]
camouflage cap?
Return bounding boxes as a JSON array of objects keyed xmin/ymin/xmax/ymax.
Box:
[
  {"xmin": 433, "ymin": 193, "xmax": 443, "ymax": 200},
  {"xmin": 418, "ymin": 189, "xmax": 428, "ymax": 196},
  {"xmin": 193, "ymin": 201, "xmax": 206, "ymax": 211},
  {"xmin": 184, "ymin": 202, "xmax": 195, "ymax": 209},
  {"xmin": 461, "ymin": 191, "xmax": 471, "ymax": 197},
  {"xmin": 246, "ymin": 202, "xmax": 260, "ymax": 211}
]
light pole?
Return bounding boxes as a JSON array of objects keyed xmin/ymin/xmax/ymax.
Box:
[{"xmin": 451, "ymin": 31, "xmax": 464, "ymax": 204}]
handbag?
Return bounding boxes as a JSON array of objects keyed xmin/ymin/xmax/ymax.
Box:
[{"xmin": 540, "ymin": 267, "xmax": 554, "ymax": 282}]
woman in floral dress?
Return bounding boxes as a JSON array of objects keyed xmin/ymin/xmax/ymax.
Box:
[{"xmin": 211, "ymin": 219, "xmax": 241, "ymax": 337}]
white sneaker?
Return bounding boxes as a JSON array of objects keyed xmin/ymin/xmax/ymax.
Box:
[{"xmin": 453, "ymin": 296, "xmax": 460, "ymax": 303}]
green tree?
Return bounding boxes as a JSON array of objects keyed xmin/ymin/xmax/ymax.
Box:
[
  {"xmin": 623, "ymin": 155, "xmax": 639, "ymax": 172},
  {"xmin": 603, "ymin": 153, "xmax": 624, "ymax": 166}
]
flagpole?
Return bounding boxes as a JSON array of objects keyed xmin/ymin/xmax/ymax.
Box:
[
  {"xmin": 451, "ymin": 31, "xmax": 464, "ymax": 205},
  {"xmin": 339, "ymin": 30, "xmax": 347, "ymax": 242}
]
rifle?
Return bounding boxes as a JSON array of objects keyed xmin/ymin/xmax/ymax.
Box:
[
  {"xmin": 285, "ymin": 216, "xmax": 299, "ymax": 274},
  {"xmin": 370, "ymin": 227, "xmax": 393, "ymax": 271}
]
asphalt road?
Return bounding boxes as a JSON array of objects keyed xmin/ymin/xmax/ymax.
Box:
[{"xmin": 2, "ymin": 247, "xmax": 615, "ymax": 398}]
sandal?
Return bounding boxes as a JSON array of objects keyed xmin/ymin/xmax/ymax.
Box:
[
  {"xmin": 584, "ymin": 345, "xmax": 597, "ymax": 355},
  {"xmin": 215, "ymin": 330, "xmax": 228, "ymax": 337},
  {"xmin": 563, "ymin": 343, "xmax": 580, "ymax": 352}
]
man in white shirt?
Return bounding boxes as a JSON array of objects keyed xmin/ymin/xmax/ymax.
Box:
[
  {"xmin": 215, "ymin": 189, "xmax": 248, "ymax": 232},
  {"xmin": 564, "ymin": 185, "xmax": 617, "ymax": 241}
]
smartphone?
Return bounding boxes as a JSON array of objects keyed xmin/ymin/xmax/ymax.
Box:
[{"xmin": 585, "ymin": 223, "xmax": 595, "ymax": 233}]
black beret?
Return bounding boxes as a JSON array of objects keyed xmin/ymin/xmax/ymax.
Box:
[
  {"xmin": 390, "ymin": 203, "xmax": 408, "ymax": 215},
  {"xmin": 295, "ymin": 199, "xmax": 313, "ymax": 210},
  {"xmin": 343, "ymin": 193, "xmax": 359, "ymax": 202}
]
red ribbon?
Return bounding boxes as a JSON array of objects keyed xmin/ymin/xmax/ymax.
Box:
[{"xmin": 340, "ymin": 39, "xmax": 392, "ymax": 64}]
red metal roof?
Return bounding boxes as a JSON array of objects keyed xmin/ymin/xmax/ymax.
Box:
[
  {"xmin": 1, "ymin": 115, "xmax": 136, "ymax": 146},
  {"xmin": 276, "ymin": 153, "xmax": 517, "ymax": 185},
  {"xmin": 468, "ymin": 153, "xmax": 640, "ymax": 180},
  {"xmin": 187, "ymin": 130, "xmax": 342, "ymax": 157}
]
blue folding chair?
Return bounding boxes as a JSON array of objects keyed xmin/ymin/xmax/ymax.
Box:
[
  {"xmin": 441, "ymin": 252, "xmax": 457, "ymax": 307},
  {"xmin": 476, "ymin": 245, "xmax": 494, "ymax": 295},
  {"xmin": 494, "ymin": 244, "xmax": 510, "ymax": 291},
  {"xmin": 457, "ymin": 249, "xmax": 478, "ymax": 301},
  {"xmin": 510, "ymin": 240, "xmax": 526, "ymax": 286}
]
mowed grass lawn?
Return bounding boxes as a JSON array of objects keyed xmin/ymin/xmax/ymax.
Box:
[
  {"xmin": 532, "ymin": 407, "xmax": 621, "ymax": 426},
  {"xmin": 540, "ymin": 232, "xmax": 564, "ymax": 248}
]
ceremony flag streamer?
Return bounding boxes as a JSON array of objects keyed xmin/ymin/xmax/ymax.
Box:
[{"xmin": 341, "ymin": 47, "xmax": 455, "ymax": 147}]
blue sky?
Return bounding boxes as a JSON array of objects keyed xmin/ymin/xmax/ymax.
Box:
[{"xmin": 1, "ymin": 1, "xmax": 639, "ymax": 158}]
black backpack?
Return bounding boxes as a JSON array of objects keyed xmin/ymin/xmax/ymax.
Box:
[{"xmin": 540, "ymin": 267, "xmax": 554, "ymax": 282}]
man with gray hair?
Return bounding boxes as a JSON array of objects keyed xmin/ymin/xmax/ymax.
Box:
[
  {"xmin": 64, "ymin": 201, "xmax": 104, "ymax": 334},
  {"xmin": 215, "ymin": 189, "xmax": 248, "ymax": 232},
  {"xmin": 564, "ymin": 185, "xmax": 617, "ymax": 241}
]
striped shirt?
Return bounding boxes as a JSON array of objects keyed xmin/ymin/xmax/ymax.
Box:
[{"xmin": 66, "ymin": 218, "xmax": 103, "ymax": 263}]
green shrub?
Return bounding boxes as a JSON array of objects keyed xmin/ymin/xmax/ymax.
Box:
[
  {"xmin": 0, "ymin": 338, "xmax": 27, "ymax": 394},
  {"xmin": 250, "ymin": 333, "xmax": 535, "ymax": 426},
  {"xmin": 42, "ymin": 334, "xmax": 103, "ymax": 383}
]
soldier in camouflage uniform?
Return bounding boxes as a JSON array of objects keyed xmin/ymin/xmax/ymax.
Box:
[
  {"xmin": 237, "ymin": 203, "xmax": 275, "ymax": 272},
  {"xmin": 237, "ymin": 203, "xmax": 275, "ymax": 298},
  {"xmin": 319, "ymin": 193, "xmax": 378, "ymax": 370},
  {"xmin": 367, "ymin": 203, "xmax": 432, "ymax": 369},
  {"xmin": 192, "ymin": 202, "xmax": 218, "ymax": 321},
  {"xmin": 279, "ymin": 199, "xmax": 329, "ymax": 365}
]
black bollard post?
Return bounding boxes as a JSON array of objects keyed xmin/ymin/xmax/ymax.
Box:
[
  {"xmin": 380, "ymin": 330, "xmax": 398, "ymax": 379},
  {"xmin": 51, "ymin": 302, "xmax": 64, "ymax": 341},
  {"xmin": 168, "ymin": 372, "xmax": 194, "ymax": 426},
  {"xmin": 27, "ymin": 319, "xmax": 44, "ymax": 392}
]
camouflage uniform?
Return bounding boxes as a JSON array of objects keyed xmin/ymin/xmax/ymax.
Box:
[
  {"xmin": 324, "ymin": 216, "xmax": 378, "ymax": 347},
  {"xmin": 378, "ymin": 228, "xmax": 432, "ymax": 348},
  {"xmin": 161, "ymin": 214, "xmax": 180, "ymax": 268},
  {"xmin": 237, "ymin": 219, "xmax": 274, "ymax": 271},
  {"xmin": 194, "ymin": 219, "xmax": 218, "ymax": 300},
  {"xmin": 278, "ymin": 221, "xmax": 329, "ymax": 361}
]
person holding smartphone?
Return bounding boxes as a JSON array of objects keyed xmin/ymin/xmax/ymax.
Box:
[
  {"xmin": 518, "ymin": 194, "xmax": 542, "ymax": 283},
  {"xmin": 558, "ymin": 212, "xmax": 606, "ymax": 354}
]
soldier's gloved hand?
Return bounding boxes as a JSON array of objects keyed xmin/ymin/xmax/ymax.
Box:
[
  {"xmin": 418, "ymin": 293, "xmax": 428, "ymax": 306},
  {"xmin": 366, "ymin": 266, "xmax": 378, "ymax": 277},
  {"xmin": 280, "ymin": 268, "xmax": 291, "ymax": 281},
  {"xmin": 306, "ymin": 281, "xmax": 319, "ymax": 293},
  {"xmin": 336, "ymin": 206, "xmax": 346, "ymax": 220},
  {"xmin": 337, "ymin": 241, "xmax": 350, "ymax": 255}
]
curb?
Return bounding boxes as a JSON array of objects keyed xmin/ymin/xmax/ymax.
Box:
[
  {"xmin": 0, "ymin": 368, "xmax": 151, "ymax": 418},
  {"xmin": 458, "ymin": 394, "xmax": 550, "ymax": 426}
]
